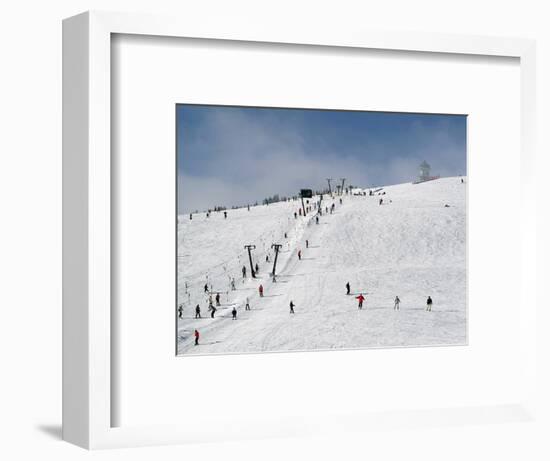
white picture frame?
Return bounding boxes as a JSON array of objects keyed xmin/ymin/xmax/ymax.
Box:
[{"xmin": 62, "ymin": 10, "xmax": 537, "ymax": 449}]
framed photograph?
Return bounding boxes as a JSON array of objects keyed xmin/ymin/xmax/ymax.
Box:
[
  {"xmin": 63, "ymin": 11, "xmax": 537, "ymax": 449},
  {"xmin": 175, "ymin": 104, "xmax": 468, "ymax": 356}
]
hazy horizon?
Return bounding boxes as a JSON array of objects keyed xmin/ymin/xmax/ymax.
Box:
[{"xmin": 177, "ymin": 105, "xmax": 467, "ymax": 214}]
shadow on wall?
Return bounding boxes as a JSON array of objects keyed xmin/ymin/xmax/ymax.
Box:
[{"xmin": 36, "ymin": 424, "xmax": 62, "ymax": 440}]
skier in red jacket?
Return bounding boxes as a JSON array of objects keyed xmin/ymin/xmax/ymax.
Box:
[
  {"xmin": 356, "ymin": 294, "xmax": 365, "ymax": 309},
  {"xmin": 194, "ymin": 329, "xmax": 200, "ymax": 346},
  {"xmin": 259, "ymin": 284, "xmax": 264, "ymax": 297}
]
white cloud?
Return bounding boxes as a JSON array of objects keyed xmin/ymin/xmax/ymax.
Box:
[{"xmin": 178, "ymin": 108, "xmax": 465, "ymax": 213}]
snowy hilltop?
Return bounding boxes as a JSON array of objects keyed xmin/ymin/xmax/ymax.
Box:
[{"xmin": 177, "ymin": 177, "xmax": 467, "ymax": 355}]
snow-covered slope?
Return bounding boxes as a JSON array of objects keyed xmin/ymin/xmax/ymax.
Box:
[{"xmin": 177, "ymin": 177, "xmax": 467, "ymax": 355}]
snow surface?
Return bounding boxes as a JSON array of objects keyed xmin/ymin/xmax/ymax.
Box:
[{"xmin": 177, "ymin": 177, "xmax": 467, "ymax": 355}]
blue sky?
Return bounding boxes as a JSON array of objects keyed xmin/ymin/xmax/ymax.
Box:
[{"xmin": 177, "ymin": 105, "xmax": 466, "ymax": 213}]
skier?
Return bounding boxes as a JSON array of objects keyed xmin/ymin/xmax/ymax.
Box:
[
  {"xmin": 266, "ymin": 254, "xmax": 269, "ymax": 263},
  {"xmin": 394, "ymin": 296, "xmax": 400, "ymax": 310},
  {"xmin": 204, "ymin": 283, "xmax": 209, "ymax": 293},
  {"xmin": 346, "ymin": 282, "xmax": 351, "ymax": 295},
  {"xmin": 195, "ymin": 304, "xmax": 201, "ymax": 319},
  {"xmin": 194, "ymin": 329, "xmax": 200, "ymax": 346},
  {"xmin": 426, "ymin": 296, "xmax": 433, "ymax": 312},
  {"xmin": 461, "ymin": 178, "xmax": 464, "ymax": 184},
  {"xmin": 289, "ymin": 300, "xmax": 295, "ymax": 314},
  {"xmin": 178, "ymin": 304, "xmax": 183, "ymax": 319},
  {"xmin": 232, "ymin": 307, "xmax": 237, "ymax": 320},
  {"xmin": 315, "ymin": 216, "xmax": 319, "ymax": 225},
  {"xmin": 298, "ymin": 249, "xmax": 302, "ymax": 260},
  {"xmin": 356, "ymin": 293, "xmax": 365, "ymax": 309},
  {"xmin": 242, "ymin": 265, "xmax": 247, "ymax": 278},
  {"xmin": 224, "ymin": 211, "xmax": 227, "ymax": 219},
  {"xmin": 379, "ymin": 198, "xmax": 383, "ymax": 206},
  {"xmin": 306, "ymin": 239, "xmax": 309, "ymax": 249},
  {"xmin": 255, "ymin": 262, "xmax": 259, "ymax": 274},
  {"xmin": 284, "ymin": 232, "xmax": 288, "ymax": 239},
  {"xmin": 247, "ymin": 204, "xmax": 250, "ymax": 211},
  {"xmin": 245, "ymin": 297, "xmax": 251, "ymax": 311},
  {"xmin": 294, "ymin": 212, "xmax": 298, "ymax": 219},
  {"xmin": 190, "ymin": 213, "xmax": 193, "ymax": 220},
  {"xmin": 209, "ymin": 302, "xmax": 216, "ymax": 318},
  {"xmin": 339, "ymin": 198, "xmax": 342, "ymax": 205},
  {"xmin": 215, "ymin": 292, "xmax": 220, "ymax": 306},
  {"xmin": 259, "ymin": 284, "xmax": 264, "ymax": 297}
]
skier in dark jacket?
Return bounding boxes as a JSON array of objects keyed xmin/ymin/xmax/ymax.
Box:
[
  {"xmin": 178, "ymin": 304, "xmax": 183, "ymax": 319},
  {"xmin": 232, "ymin": 307, "xmax": 237, "ymax": 320},
  {"xmin": 255, "ymin": 263, "xmax": 259, "ymax": 274},
  {"xmin": 426, "ymin": 296, "xmax": 433, "ymax": 311},
  {"xmin": 346, "ymin": 282, "xmax": 351, "ymax": 295},
  {"xmin": 289, "ymin": 301, "xmax": 295, "ymax": 314},
  {"xmin": 204, "ymin": 283, "xmax": 209, "ymax": 293},
  {"xmin": 195, "ymin": 304, "xmax": 201, "ymax": 319},
  {"xmin": 215, "ymin": 292, "xmax": 220, "ymax": 306},
  {"xmin": 209, "ymin": 302, "xmax": 216, "ymax": 318},
  {"xmin": 242, "ymin": 265, "xmax": 246, "ymax": 278}
]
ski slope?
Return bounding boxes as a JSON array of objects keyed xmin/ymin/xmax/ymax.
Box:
[{"xmin": 177, "ymin": 177, "xmax": 467, "ymax": 355}]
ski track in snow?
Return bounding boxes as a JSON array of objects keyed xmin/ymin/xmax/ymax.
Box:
[{"xmin": 177, "ymin": 177, "xmax": 467, "ymax": 355}]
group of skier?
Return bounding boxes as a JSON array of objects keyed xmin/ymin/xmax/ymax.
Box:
[
  {"xmin": 186, "ymin": 189, "xmax": 439, "ymax": 350},
  {"xmin": 189, "ymin": 191, "xmax": 344, "ymax": 346},
  {"xmin": 345, "ymin": 282, "xmax": 433, "ymax": 311}
]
